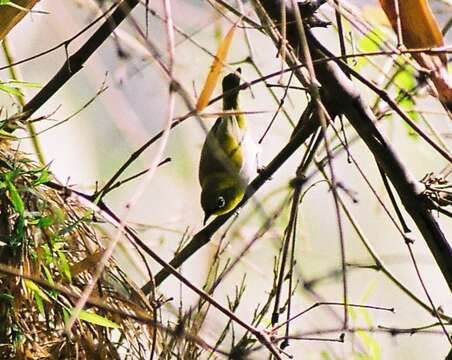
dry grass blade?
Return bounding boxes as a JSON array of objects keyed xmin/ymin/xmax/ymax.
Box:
[{"xmin": 196, "ymin": 22, "xmax": 237, "ymax": 112}]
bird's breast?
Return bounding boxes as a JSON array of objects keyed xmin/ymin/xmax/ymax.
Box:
[{"xmin": 238, "ymin": 130, "xmax": 259, "ymax": 184}]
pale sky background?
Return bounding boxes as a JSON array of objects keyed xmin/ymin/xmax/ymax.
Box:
[{"xmin": 1, "ymin": 1, "xmax": 451, "ymax": 359}]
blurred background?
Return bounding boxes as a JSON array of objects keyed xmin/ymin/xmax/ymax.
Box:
[{"xmin": 1, "ymin": 0, "xmax": 451, "ymax": 358}]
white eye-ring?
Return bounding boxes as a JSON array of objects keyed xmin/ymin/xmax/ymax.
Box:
[{"xmin": 217, "ymin": 196, "xmax": 226, "ymax": 209}]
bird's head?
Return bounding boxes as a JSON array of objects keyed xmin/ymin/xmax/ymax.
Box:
[{"xmin": 200, "ymin": 175, "xmax": 245, "ymax": 225}]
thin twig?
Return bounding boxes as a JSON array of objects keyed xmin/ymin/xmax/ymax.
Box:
[{"xmin": 2, "ymin": 38, "xmax": 45, "ymax": 164}]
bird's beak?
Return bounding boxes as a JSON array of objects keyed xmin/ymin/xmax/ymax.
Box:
[{"xmin": 203, "ymin": 213, "xmax": 211, "ymax": 226}]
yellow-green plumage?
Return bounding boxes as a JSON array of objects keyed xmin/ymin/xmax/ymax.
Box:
[{"xmin": 199, "ymin": 70, "xmax": 257, "ymax": 224}]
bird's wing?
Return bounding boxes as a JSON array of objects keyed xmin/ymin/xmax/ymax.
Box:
[{"xmin": 199, "ymin": 116, "xmax": 244, "ymax": 185}]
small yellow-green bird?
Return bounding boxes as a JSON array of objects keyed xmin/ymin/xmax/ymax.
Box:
[{"xmin": 199, "ymin": 69, "xmax": 258, "ymax": 224}]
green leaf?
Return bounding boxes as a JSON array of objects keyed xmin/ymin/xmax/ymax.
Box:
[
  {"xmin": 0, "ymin": 83, "xmax": 23, "ymax": 96},
  {"xmin": 4, "ymin": 80, "xmax": 41, "ymax": 89},
  {"xmin": 42, "ymin": 265, "xmax": 54, "ymax": 286},
  {"xmin": 350, "ymin": 282, "xmax": 382, "ymax": 360},
  {"xmin": 62, "ymin": 308, "xmax": 70, "ymax": 323},
  {"xmin": 0, "ymin": 292, "xmax": 14, "ymax": 302},
  {"xmin": 354, "ymin": 331, "xmax": 381, "ymax": 359},
  {"xmin": 359, "ymin": 28, "xmax": 385, "ymax": 53},
  {"xmin": 32, "ymin": 168, "xmax": 50, "ymax": 185},
  {"xmin": 321, "ymin": 351, "xmax": 333, "ymax": 360},
  {"xmin": 394, "ymin": 64, "xmax": 416, "ymax": 90},
  {"xmin": 0, "ymin": 1, "xmax": 30, "ymax": 11},
  {"xmin": 393, "ymin": 64, "xmax": 419, "ymax": 126},
  {"xmin": 42, "ymin": 266, "xmax": 60, "ymax": 298},
  {"xmin": 34, "ymin": 292, "xmax": 45, "ymax": 315},
  {"xmin": 75, "ymin": 309, "xmax": 120, "ymax": 328},
  {"xmin": 6, "ymin": 179, "xmax": 24, "ymax": 215},
  {"xmin": 11, "ymin": 216, "xmax": 25, "ymax": 247},
  {"xmin": 11, "ymin": 324, "xmax": 24, "ymax": 345},
  {"xmin": 41, "ymin": 244, "xmax": 52, "ymax": 264},
  {"xmin": 354, "ymin": 28, "xmax": 386, "ymax": 70},
  {"xmin": 25, "ymin": 280, "xmax": 50, "ymax": 302},
  {"xmin": 37, "ymin": 216, "xmax": 54, "ymax": 228},
  {"xmin": 53, "ymin": 241, "xmax": 65, "ymax": 251},
  {"xmin": 0, "ymin": 129, "xmax": 17, "ymax": 139},
  {"xmin": 25, "ymin": 280, "xmax": 50, "ymax": 315},
  {"xmin": 58, "ymin": 252, "xmax": 72, "ymax": 283}
]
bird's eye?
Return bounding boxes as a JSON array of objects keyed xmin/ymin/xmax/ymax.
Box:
[{"xmin": 217, "ymin": 196, "xmax": 226, "ymax": 209}]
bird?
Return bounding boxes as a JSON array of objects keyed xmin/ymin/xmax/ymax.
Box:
[{"xmin": 198, "ymin": 69, "xmax": 258, "ymax": 225}]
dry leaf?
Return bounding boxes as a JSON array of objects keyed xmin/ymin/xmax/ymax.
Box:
[
  {"xmin": 379, "ymin": 0, "xmax": 452, "ymax": 110},
  {"xmin": 0, "ymin": 0, "xmax": 39, "ymax": 41},
  {"xmin": 196, "ymin": 22, "xmax": 237, "ymax": 112},
  {"xmin": 70, "ymin": 250, "xmax": 105, "ymax": 276}
]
